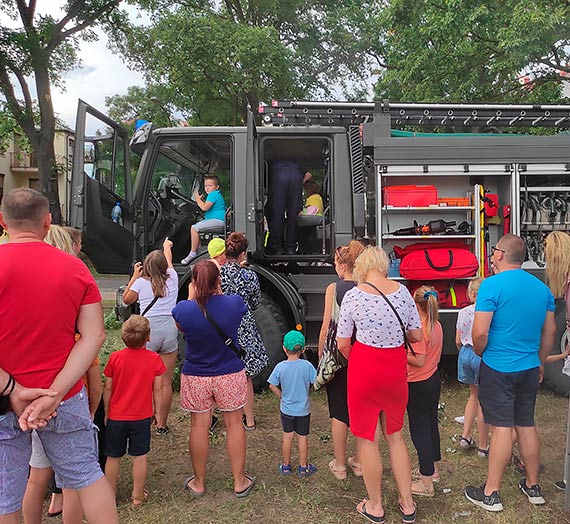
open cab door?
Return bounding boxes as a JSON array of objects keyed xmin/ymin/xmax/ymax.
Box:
[
  {"xmin": 245, "ymin": 108, "xmax": 263, "ymax": 255},
  {"xmin": 70, "ymin": 100, "xmax": 134, "ymax": 274}
]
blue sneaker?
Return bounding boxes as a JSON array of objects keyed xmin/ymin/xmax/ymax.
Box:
[
  {"xmin": 297, "ymin": 463, "xmax": 317, "ymax": 478},
  {"xmin": 278, "ymin": 463, "xmax": 291, "ymax": 476}
]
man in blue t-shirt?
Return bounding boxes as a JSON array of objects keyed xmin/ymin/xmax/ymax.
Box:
[
  {"xmin": 181, "ymin": 175, "xmax": 226, "ymax": 265},
  {"xmin": 465, "ymin": 234, "xmax": 556, "ymax": 513}
]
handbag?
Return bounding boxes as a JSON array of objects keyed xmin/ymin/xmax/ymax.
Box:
[
  {"xmin": 399, "ymin": 247, "xmax": 478, "ymax": 280},
  {"xmin": 314, "ymin": 285, "xmax": 349, "ymax": 391},
  {"xmin": 203, "ymin": 307, "xmax": 246, "ymax": 359},
  {"xmin": 363, "ymin": 281, "xmax": 416, "ymax": 356}
]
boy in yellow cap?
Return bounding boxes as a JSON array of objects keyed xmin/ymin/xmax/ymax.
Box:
[
  {"xmin": 207, "ymin": 237, "xmax": 226, "ymax": 267},
  {"xmin": 268, "ymin": 331, "xmax": 317, "ymax": 478}
]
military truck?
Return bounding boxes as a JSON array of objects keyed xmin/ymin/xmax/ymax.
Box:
[{"xmin": 70, "ymin": 100, "xmax": 570, "ymax": 393}]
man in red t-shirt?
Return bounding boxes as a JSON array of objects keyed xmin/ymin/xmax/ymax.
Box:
[
  {"xmin": 103, "ymin": 315, "xmax": 165, "ymax": 508},
  {"xmin": 0, "ymin": 188, "xmax": 118, "ymax": 524}
]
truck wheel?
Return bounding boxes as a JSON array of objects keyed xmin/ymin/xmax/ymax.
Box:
[
  {"xmin": 541, "ymin": 299, "xmax": 570, "ymax": 397},
  {"xmin": 252, "ymin": 296, "xmax": 288, "ymax": 392}
]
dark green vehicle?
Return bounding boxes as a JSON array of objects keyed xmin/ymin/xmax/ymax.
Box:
[{"xmin": 70, "ymin": 100, "xmax": 570, "ymax": 393}]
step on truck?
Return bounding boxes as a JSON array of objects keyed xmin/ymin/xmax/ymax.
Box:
[{"xmin": 70, "ymin": 99, "xmax": 570, "ymax": 393}]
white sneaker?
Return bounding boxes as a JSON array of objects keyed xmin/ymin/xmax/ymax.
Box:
[
  {"xmin": 454, "ymin": 416, "xmax": 465, "ymax": 424},
  {"xmin": 181, "ymin": 252, "xmax": 196, "ymax": 265}
]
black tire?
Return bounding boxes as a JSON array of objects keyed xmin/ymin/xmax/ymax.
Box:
[
  {"xmin": 252, "ymin": 296, "xmax": 288, "ymax": 391},
  {"xmin": 541, "ymin": 298, "xmax": 570, "ymax": 396}
]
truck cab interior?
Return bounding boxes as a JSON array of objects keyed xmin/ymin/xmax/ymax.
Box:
[
  {"xmin": 260, "ymin": 136, "xmax": 332, "ymax": 258},
  {"xmin": 145, "ymin": 136, "xmax": 232, "ymax": 261}
]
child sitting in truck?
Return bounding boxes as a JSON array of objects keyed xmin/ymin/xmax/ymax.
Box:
[
  {"xmin": 181, "ymin": 175, "xmax": 226, "ymax": 264},
  {"xmin": 301, "ymin": 180, "xmax": 323, "ymax": 215}
]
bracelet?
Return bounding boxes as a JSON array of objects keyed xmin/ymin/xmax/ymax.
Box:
[{"xmin": 0, "ymin": 375, "xmax": 15, "ymax": 397}]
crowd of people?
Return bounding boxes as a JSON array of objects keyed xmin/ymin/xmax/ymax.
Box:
[{"xmin": 0, "ymin": 187, "xmax": 569, "ymax": 524}]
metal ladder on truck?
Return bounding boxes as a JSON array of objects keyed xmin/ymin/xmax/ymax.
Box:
[{"xmin": 260, "ymin": 99, "xmax": 570, "ymax": 129}]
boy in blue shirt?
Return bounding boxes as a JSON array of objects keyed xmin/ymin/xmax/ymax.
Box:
[
  {"xmin": 181, "ymin": 175, "xmax": 226, "ymax": 264},
  {"xmin": 268, "ymin": 331, "xmax": 317, "ymax": 478}
]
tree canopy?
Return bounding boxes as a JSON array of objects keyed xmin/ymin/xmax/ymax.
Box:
[
  {"xmin": 108, "ymin": 0, "xmax": 380, "ymax": 125},
  {"xmin": 373, "ymin": 0, "xmax": 570, "ymax": 104},
  {"xmin": 0, "ymin": 0, "xmax": 126, "ymax": 222}
]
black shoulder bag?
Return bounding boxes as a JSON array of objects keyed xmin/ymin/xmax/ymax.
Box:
[
  {"xmin": 203, "ymin": 307, "xmax": 246, "ymax": 359},
  {"xmin": 363, "ymin": 281, "xmax": 416, "ymax": 356},
  {"xmin": 141, "ymin": 295, "xmax": 160, "ymax": 317}
]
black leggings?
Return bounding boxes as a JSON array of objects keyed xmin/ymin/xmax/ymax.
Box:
[{"xmin": 407, "ymin": 370, "xmax": 442, "ymax": 477}]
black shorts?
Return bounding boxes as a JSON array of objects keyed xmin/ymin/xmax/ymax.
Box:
[
  {"xmin": 280, "ymin": 412, "xmax": 311, "ymax": 436},
  {"xmin": 325, "ymin": 366, "xmax": 349, "ymax": 425},
  {"xmin": 104, "ymin": 417, "xmax": 152, "ymax": 458},
  {"xmin": 478, "ymin": 362, "xmax": 539, "ymax": 428}
]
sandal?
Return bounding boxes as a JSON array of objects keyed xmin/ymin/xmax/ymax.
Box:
[
  {"xmin": 477, "ymin": 447, "xmax": 489, "ymax": 458},
  {"xmin": 328, "ymin": 459, "xmax": 347, "ymax": 480},
  {"xmin": 412, "ymin": 467, "xmax": 440, "ymax": 483},
  {"xmin": 348, "ymin": 456, "xmax": 363, "ymax": 477},
  {"xmin": 398, "ymin": 502, "xmax": 417, "ymax": 524},
  {"xmin": 184, "ymin": 475, "xmax": 205, "ymax": 497},
  {"xmin": 459, "ymin": 436, "xmax": 476, "ymax": 449},
  {"xmin": 411, "ymin": 479, "xmax": 435, "ymax": 498},
  {"xmin": 131, "ymin": 489, "xmax": 149, "ymax": 509},
  {"xmin": 356, "ymin": 499, "xmax": 385, "ymax": 523}
]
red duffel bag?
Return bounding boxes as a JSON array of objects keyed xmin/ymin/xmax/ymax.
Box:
[
  {"xmin": 400, "ymin": 247, "xmax": 478, "ymax": 280},
  {"xmin": 408, "ymin": 281, "xmax": 471, "ymax": 309}
]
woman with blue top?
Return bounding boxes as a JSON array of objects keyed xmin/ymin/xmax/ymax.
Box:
[
  {"xmin": 172, "ymin": 260, "xmax": 256, "ymax": 499},
  {"xmin": 181, "ymin": 175, "xmax": 226, "ymax": 264}
]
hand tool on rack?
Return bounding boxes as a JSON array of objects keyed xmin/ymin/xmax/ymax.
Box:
[{"xmin": 393, "ymin": 219, "xmax": 457, "ymax": 236}]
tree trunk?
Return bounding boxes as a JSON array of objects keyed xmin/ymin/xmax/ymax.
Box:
[{"xmin": 36, "ymin": 137, "xmax": 62, "ymax": 224}]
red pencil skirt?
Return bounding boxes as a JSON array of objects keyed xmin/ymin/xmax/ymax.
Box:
[{"xmin": 347, "ymin": 341, "xmax": 408, "ymax": 441}]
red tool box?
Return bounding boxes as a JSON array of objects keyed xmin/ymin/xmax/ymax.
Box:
[{"xmin": 383, "ymin": 185, "xmax": 438, "ymax": 207}]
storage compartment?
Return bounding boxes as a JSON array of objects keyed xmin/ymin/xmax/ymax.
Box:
[{"xmin": 382, "ymin": 185, "xmax": 438, "ymax": 207}]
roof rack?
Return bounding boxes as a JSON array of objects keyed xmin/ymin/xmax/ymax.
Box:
[{"xmin": 259, "ymin": 100, "xmax": 570, "ymax": 129}]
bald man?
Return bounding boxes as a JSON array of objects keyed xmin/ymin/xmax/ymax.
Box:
[{"xmin": 464, "ymin": 234, "xmax": 556, "ymax": 512}]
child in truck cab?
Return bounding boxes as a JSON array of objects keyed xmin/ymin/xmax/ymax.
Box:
[
  {"xmin": 301, "ymin": 180, "xmax": 323, "ymax": 216},
  {"xmin": 181, "ymin": 175, "xmax": 226, "ymax": 264}
]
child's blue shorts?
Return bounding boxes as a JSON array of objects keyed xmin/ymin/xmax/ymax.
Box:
[{"xmin": 457, "ymin": 345, "xmax": 482, "ymax": 385}]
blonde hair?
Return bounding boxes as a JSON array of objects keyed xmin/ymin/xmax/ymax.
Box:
[
  {"xmin": 545, "ymin": 231, "xmax": 570, "ymax": 298},
  {"xmin": 121, "ymin": 315, "xmax": 151, "ymax": 348},
  {"xmin": 413, "ymin": 285, "xmax": 439, "ymax": 338},
  {"xmin": 142, "ymin": 249, "xmax": 169, "ymax": 298},
  {"xmin": 467, "ymin": 276, "xmax": 483, "ymax": 301},
  {"xmin": 353, "ymin": 245, "xmax": 389, "ymax": 284},
  {"xmin": 335, "ymin": 240, "xmax": 365, "ymax": 272},
  {"xmin": 45, "ymin": 224, "xmax": 74, "ymax": 255},
  {"xmin": 63, "ymin": 226, "xmax": 82, "ymax": 245}
]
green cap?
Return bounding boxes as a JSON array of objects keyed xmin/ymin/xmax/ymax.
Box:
[{"xmin": 283, "ymin": 330, "xmax": 305, "ymax": 352}]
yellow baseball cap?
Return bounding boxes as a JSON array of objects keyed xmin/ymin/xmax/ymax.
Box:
[{"xmin": 208, "ymin": 237, "xmax": 226, "ymax": 258}]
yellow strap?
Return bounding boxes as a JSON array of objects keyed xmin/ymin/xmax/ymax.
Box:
[{"xmin": 449, "ymin": 286, "xmax": 457, "ymax": 307}]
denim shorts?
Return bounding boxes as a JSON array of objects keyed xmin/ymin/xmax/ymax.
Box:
[
  {"xmin": 0, "ymin": 389, "xmax": 103, "ymax": 515},
  {"xmin": 280, "ymin": 412, "xmax": 311, "ymax": 436},
  {"xmin": 105, "ymin": 418, "xmax": 152, "ymax": 458},
  {"xmin": 457, "ymin": 345, "xmax": 482, "ymax": 385},
  {"xmin": 478, "ymin": 362, "xmax": 539, "ymax": 427}
]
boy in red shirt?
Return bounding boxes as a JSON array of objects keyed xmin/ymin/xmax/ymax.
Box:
[{"xmin": 103, "ymin": 315, "xmax": 166, "ymax": 508}]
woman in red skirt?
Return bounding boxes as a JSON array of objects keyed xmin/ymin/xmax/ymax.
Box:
[{"xmin": 337, "ymin": 246, "xmax": 423, "ymax": 524}]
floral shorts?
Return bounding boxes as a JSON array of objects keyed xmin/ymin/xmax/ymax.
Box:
[{"xmin": 180, "ymin": 370, "xmax": 247, "ymax": 413}]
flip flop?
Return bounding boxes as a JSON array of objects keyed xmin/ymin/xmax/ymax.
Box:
[
  {"xmin": 47, "ymin": 510, "xmax": 63, "ymax": 518},
  {"xmin": 356, "ymin": 500, "xmax": 385, "ymax": 524},
  {"xmin": 184, "ymin": 475, "xmax": 205, "ymax": 497},
  {"xmin": 235, "ymin": 474, "xmax": 256, "ymax": 498},
  {"xmin": 131, "ymin": 489, "xmax": 149, "ymax": 509}
]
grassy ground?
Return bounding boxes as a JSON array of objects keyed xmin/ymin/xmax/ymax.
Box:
[{"xmin": 98, "ymin": 318, "xmax": 570, "ymax": 524}]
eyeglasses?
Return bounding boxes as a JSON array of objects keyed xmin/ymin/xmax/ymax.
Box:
[{"xmin": 491, "ymin": 246, "xmax": 506, "ymax": 255}]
